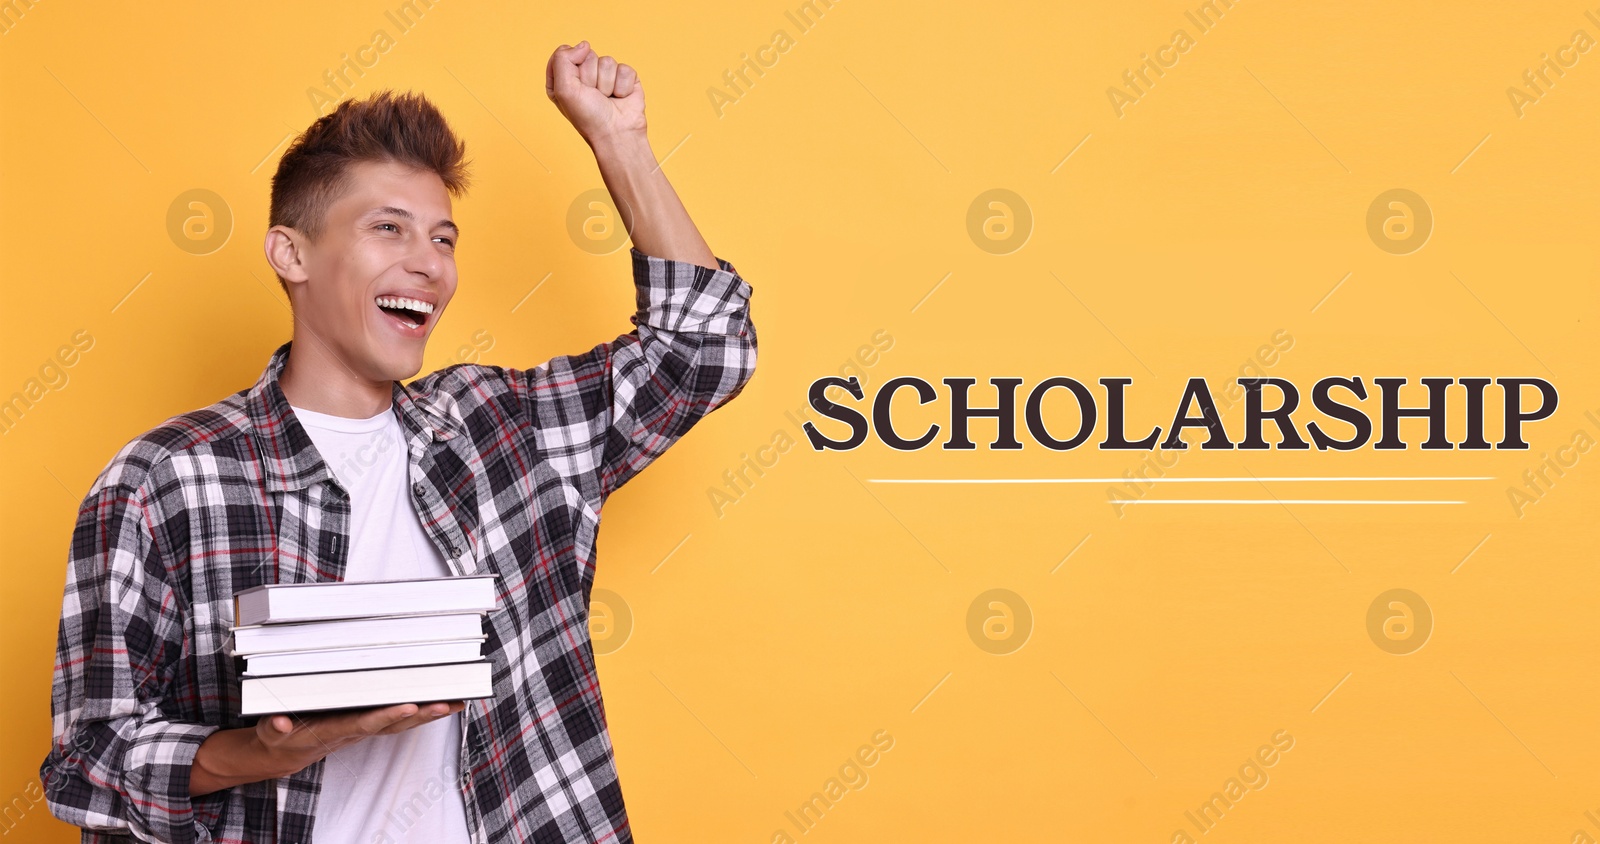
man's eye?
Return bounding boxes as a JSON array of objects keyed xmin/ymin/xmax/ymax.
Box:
[
  {"xmin": 377, "ymin": 223, "xmax": 399, "ymax": 232},
  {"xmin": 435, "ymin": 236, "xmax": 455, "ymax": 247}
]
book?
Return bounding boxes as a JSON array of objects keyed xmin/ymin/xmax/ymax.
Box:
[
  {"xmin": 242, "ymin": 638, "xmax": 486, "ymax": 676},
  {"xmin": 231, "ymin": 612, "xmax": 488, "ymax": 656},
  {"xmin": 233, "ymin": 575, "xmax": 498, "ymax": 626},
  {"xmin": 240, "ymin": 661, "xmax": 494, "ymax": 715}
]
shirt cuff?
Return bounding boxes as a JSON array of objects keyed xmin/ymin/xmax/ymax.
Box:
[
  {"xmin": 629, "ymin": 246, "xmax": 753, "ymax": 335},
  {"xmin": 121, "ymin": 719, "xmax": 221, "ymax": 837}
]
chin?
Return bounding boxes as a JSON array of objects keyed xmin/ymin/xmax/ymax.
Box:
[{"xmin": 372, "ymin": 348, "xmax": 427, "ymax": 382}]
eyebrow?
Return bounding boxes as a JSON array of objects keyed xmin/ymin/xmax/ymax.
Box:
[{"xmin": 366, "ymin": 205, "xmax": 460, "ymax": 237}]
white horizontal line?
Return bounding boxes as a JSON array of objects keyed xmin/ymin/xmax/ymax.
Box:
[
  {"xmin": 868, "ymin": 477, "xmax": 1493, "ymax": 484},
  {"xmin": 1120, "ymin": 499, "xmax": 1465, "ymax": 505}
]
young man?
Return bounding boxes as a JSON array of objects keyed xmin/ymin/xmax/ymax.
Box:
[{"xmin": 41, "ymin": 42, "xmax": 756, "ymax": 843}]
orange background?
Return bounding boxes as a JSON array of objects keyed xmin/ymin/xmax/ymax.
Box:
[{"xmin": 2, "ymin": 1, "xmax": 1597, "ymax": 841}]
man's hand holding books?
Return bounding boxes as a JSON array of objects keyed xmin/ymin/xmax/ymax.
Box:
[
  {"xmin": 192, "ymin": 701, "xmax": 465, "ymax": 796},
  {"xmin": 190, "ymin": 575, "xmax": 498, "ymax": 796}
]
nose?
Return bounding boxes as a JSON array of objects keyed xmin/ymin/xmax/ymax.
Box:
[{"xmin": 405, "ymin": 234, "xmax": 447, "ymax": 280}]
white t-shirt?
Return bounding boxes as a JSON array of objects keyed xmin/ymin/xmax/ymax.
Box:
[{"xmin": 290, "ymin": 404, "xmax": 472, "ymax": 844}]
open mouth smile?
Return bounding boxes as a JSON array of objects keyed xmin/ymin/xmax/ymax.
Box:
[{"xmin": 375, "ymin": 295, "xmax": 436, "ymax": 334}]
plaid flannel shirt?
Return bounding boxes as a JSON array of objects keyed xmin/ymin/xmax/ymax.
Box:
[{"xmin": 41, "ymin": 247, "xmax": 757, "ymax": 844}]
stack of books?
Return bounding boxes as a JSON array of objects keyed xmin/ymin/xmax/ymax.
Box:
[{"xmin": 231, "ymin": 575, "xmax": 499, "ymax": 716}]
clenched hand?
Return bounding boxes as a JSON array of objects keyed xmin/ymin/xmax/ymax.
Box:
[{"xmin": 546, "ymin": 41, "xmax": 646, "ymax": 146}]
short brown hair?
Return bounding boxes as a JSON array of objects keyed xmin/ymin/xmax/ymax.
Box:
[{"xmin": 269, "ymin": 89, "xmax": 471, "ymax": 287}]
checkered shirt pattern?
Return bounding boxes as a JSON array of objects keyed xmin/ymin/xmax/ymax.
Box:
[{"xmin": 41, "ymin": 247, "xmax": 757, "ymax": 843}]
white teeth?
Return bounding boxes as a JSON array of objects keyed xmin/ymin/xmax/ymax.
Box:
[{"xmin": 375, "ymin": 296, "xmax": 436, "ymax": 315}]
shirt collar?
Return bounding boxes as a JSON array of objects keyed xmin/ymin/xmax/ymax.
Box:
[{"xmin": 245, "ymin": 341, "xmax": 468, "ymax": 493}]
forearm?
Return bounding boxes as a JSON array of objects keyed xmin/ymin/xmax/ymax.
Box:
[
  {"xmin": 589, "ymin": 131, "xmax": 717, "ymax": 269},
  {"xmin": 188, "ymin": 702, "xmax": 456, "ymax": 796},
  {"xmin": 190, "ymin": 726, "xmax": 291, "ymax": 796}
]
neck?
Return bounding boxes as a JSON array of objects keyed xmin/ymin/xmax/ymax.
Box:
[{"xmin": 278, "ymin": 331, "xmax": 393, "ymax": 418}]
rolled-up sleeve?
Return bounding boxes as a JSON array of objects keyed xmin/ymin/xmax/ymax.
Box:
[
  {"xmin": 486, "ymin": 246, "xmax": 758, "ymax": 505},
  {"xmin": 42, "ymin": 478, "xmax": 220, "ymax": 844},
  {"xmin": 596, "ymin": 246, "xmax": 758, "ymax": 494}
]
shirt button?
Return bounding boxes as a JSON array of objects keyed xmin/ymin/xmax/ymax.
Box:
[
  {"xmin": 448, "ymin": 542, "xmax": 462, "ymax": 557},
  {"xmin": 413, "ymin": 482, "xmax": 427, "ymax": 499}
]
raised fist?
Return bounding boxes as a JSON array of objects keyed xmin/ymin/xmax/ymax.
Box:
[{"xmin": 546, "ymin": 41, "xmax": 645, "ymax": 145}]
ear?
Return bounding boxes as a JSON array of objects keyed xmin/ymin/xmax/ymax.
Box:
[{"xmin": 264, "ymin": 225, "xmax": 311, "ymax": 287}]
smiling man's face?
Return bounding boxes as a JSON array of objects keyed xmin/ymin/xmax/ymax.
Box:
[{"xmin": 280, "ymin": 158, "xmax": 460, "ymax": 382}]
